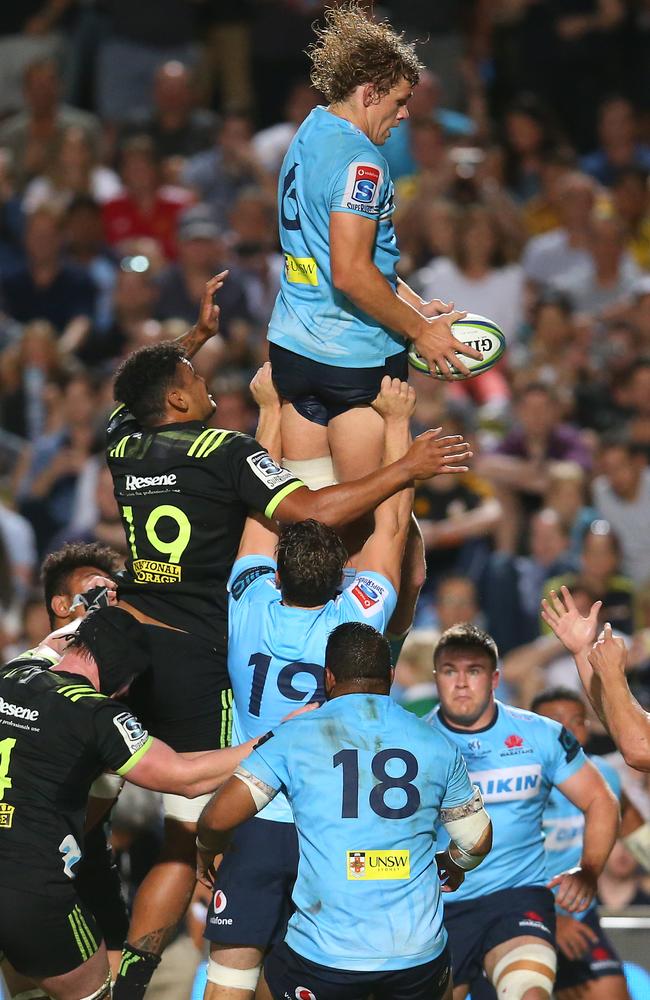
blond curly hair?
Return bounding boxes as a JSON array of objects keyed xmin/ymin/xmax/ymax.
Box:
[{"xmin": 308, "ymin": 3, "xmax": 422, "ymax": 104}]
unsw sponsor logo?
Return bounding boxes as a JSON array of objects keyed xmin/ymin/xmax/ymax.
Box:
[
  {"xmin": 125, "ymin": 473, "xmax": 177, "ymax": 490},
  {"xmin": 346, "ymin": 849, "xmax": 410, "ymax": 880},
  {"xmin": 0, "ymin": 696, "xmax": 38, "ymax": 722},
  {"xmin": 349, "ymin": 576, "xmax": 387, "ymax": 617},
  {"xmin": 469, "ymin": 764, "xmax": 542, "ymax": 803}
]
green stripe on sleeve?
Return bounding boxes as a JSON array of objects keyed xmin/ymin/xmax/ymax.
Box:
[
  {"xmin": 116, "ymin": 736, "xmax": 154, "ymax": 776},
  {"xmin": 264, "ymin": 479, "xmax": 304, "ymax": 519}
]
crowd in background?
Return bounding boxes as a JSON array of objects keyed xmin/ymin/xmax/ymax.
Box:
[{"xmin": 0, "ymin": 0, "xmax": 650, "ymax": 979}]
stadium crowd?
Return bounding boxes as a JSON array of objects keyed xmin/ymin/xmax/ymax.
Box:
[{"xmin": 1, "ymin": 2, "xmax": 650, "ymax": 999}]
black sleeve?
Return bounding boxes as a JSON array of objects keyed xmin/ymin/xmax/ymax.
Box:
[
  {"xmin": 91, "ymin": 699, "xmax": 154, "ymax": 776},
  {"xmin": 106, "ymin": 402, "xmax": 142, "ymax": 448},
  {"xmin": 221, "ymin": 433, "xmax": 304, "ymax": 519}
]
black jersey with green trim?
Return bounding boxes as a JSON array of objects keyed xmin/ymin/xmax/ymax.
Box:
[
  {"xmin": 106, "ymin": 405, "xmax": 303, "ymax": 643},
  {"xmin": 0, "ymin": 656, "xmax": 152, "ymax": 893}
]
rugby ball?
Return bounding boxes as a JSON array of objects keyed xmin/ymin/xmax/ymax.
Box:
[{"xmin": 408, "ymin": 312, "xmax": 506, "ymax": 380}]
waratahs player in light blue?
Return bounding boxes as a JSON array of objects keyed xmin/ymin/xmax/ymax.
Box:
[
  {"xmin": 266, "ymin": 3, "xmax": 480, "ymax": 580},
  {"xmin": 427, "ymin": 623, "xmax": 619, "ymax": 1000},
  {"xmin": 196, "ymin": 622, "xmax": 493, "ymax": 1000}
]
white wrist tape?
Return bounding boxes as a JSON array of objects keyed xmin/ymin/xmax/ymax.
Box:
[
  {"xmin": 233, "ymin": 766, "xmax": 277, "ymax": 811},
  {"xmin": 623, "ymin": 822, "xmax": 650, "ymax": 873},
  {"xmin": 207, "ymin": 958, "xmax": 261, "ymax": 990},
  {"xmin": 441, "ymin": 786, "xmax": 491, "ymax": 852}
]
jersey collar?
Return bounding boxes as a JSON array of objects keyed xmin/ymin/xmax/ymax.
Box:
[{"xmin": 438, "ymin": 702, "xmax": 499, "ymax": 735}]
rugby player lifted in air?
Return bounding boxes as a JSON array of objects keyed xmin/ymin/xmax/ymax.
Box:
[
  {"xmin": 106, "ymin": 272, "xmax": 474, "ymax": 999},
  {"xmin": 267, "ymin": 3, "xmax": 480, "ymax": 499},
  {"xmin": 203, "ymin": 371, "xmax": 460, "ymax": 998},
  {"xmin": 426, "ymin": 624, "xmax": 619, "ymax": 1000}
]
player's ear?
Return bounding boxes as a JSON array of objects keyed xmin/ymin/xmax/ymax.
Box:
[
  {"xmin": 167, "ymin": 385, "xmax": 189, "ymax": 414},
  {"xmin": 491, "ymin": 668, "xmax": 500, "ymax": 692},
  {"xmin": 324, "ymin": 666, "xmax": 336, "ymax": 698},
  {"xmin": 362, "ymin": 83, "xmax": 380, "ymax": 107},
  {"xmin": 51, "ymin": 594, "xmax": 69, "ymax": 619}
]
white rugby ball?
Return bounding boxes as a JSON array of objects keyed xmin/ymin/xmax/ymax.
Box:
[{"xmin": 408, "ymin": 312, "xmax": 506, "ymax": 380}]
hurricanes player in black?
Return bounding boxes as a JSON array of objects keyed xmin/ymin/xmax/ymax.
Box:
[
  {"xmin": 106, "ymin": 272, "xmax": 472, "ymax": 999},
  {"xmin": 0, "ymin": 607, "xmax": 258, "ymax": 1000}
]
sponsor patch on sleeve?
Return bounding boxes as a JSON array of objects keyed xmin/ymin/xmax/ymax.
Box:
[
  {"xmin": 113, "ymin": 711, "xmax": 150, "ymax": 755},
  {"xmin": 349, "ymin": 575, "xmax": 389, "ymax": 618},
  {"xmin": 341, "ymin": 162, "xmax": 383, "ymax": 214},
  {"xmin": 247, "ymin": 451, "xmax": 297, "ymax": 491}
]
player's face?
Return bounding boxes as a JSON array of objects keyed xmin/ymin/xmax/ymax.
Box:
[
  {"xmin": 367, "ymin": 78, "xmax": 412, "ymax": 145},
  {"xmin": 536, "ymin": 699, "xmax": 588, "ymax": 746},
  {"xmin": 434, "ymin": 650, "xmax": 498, "ymax": 729},
  {"xmin": 177, "ymin": 358, "xmax": 216, "ymax": 420}
]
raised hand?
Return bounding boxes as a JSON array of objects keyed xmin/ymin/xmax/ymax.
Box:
[
  {"xmin": 250, "ymin": 361, "xmax": 281, "ymax": 410},
  {"xmin": 547, "ymin": 866, "xmax": 598, "ymax": 914},
  {"xmin": 588, "ymin": 623, "xmax": 628, "ymax": 679},
  {"xmin": 541, "ymin": 587, "xmax": 602, "ymax": 655},
  {"xmin": 412, "ymin": 310, "xmax": 482, "ymax": 379},
  {"xmin": 371, "ymin": 375, "xmax": 416, "ymax": 422},
  {"xmin": 405, "ymin": 428, "xmax": 473, "ymax": 480},
  {"xmin": 196, "ymin": 270, "xmax": 229, "ymax": 339}
]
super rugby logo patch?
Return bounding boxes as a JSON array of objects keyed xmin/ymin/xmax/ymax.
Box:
[
  {"xmin": 349, "ymin": 576, "xmax": 388, "ymax": 618},
  {"xmin": 342, "ymin": 162, "xmax": 382, "ymax": 213}
]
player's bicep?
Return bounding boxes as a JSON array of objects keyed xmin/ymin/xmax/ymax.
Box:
[
  {"xmin": 199, "ymin": 772, "xmax": 266, "ymax": 832},
  {"xmin": 237, "ymin": 512, "xmax": 279, "ymax": 560},
  {"xmin": 441, "ymin": 744, "xmax": 475, "ymax": 809},
  {"xmin": 557, "ymin": 758, "xmax": 619, "ymax": 815},
  {"xmin": 329, "ymin": 211, "xmax": 378, "ymax": 287}
]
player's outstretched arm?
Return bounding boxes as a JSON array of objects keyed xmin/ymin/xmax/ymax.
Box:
[
  {"xmin": 355, "ymin": 376, "xmax": 416, "ymax": 588},
  {"xmin": 589, "ymin": 624, "xmax": 650, "ymax": 770},
  {"xmin": 437, "ymin": 786, "xmax": 493, "ymax": 893},
  {"xmin": 123, "ymin": 736, "xmax": 258, "ymax": 799},
  {"xmin": 274, "ymin": 429, "xmax": 472, "ymax": 528},
  {"xmin": 329, "ymin": 212, "xmax": 481, "ymax": 378},
  {"xmin": 173, "ymin": 271, "xmax": 228, "ymax": 359},
  {"xmin": 237, "ymin": 362, "xmax": 282, "ymax": 560},
  {"xmin": 541, "ymin": 587, "xmax": 605, "ymax": 723},
  {"xmin": 550, "ymin": 760, "xmax": 620, "ymax": 912}
]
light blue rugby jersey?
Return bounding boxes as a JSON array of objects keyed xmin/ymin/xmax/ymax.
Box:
[
  {"xmin": 268, "ymin": 105, "xmax": 406, "ymax": 367},
  {"xmin": 543, "ymin": 754, "xmax": 621, "ymax": 919},
  {"xmin": 427, "ymin": 701, "xmax": 587, "ymax": 902},
  {"xmin": 243, "ymin": 693, "xmax": 475, "ymax": 971},
  {"xmin": 227, "ymin": 554, "xmax": 397, "ymax": 823}
]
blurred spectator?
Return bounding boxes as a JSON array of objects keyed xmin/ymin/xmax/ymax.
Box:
[
  {"xmin": 522, "ymin": 172, "xmax": 596, "ymax": 287},
  {"xmin": 63, "ymin": 195, "xmax": 118, "ymax": 333},
  {"xmin": 610, "ymin": 166, "xmax": 650, "ymax": 271},
  {"xmin": 593, "ymin": 433, "xmax": 650, "ymax": 586},
  {"xmin": 252, "ymin": 79, "xmax": 318, "ymax": 175},
  {"xmin": 574, "ymin": 320, "xmax": 642, "ymax": 433},
  {"xmin": 96, "ymin": 0, "xmax": 199, "ymax": 124},
  {"xmin": 392, "ymin": 629, "xmax": 440, "ymax": 716},
  {"xmin": 544, "ymin": 461, "xmax": 598, "ymax": 559},
  {"xmin": 120, "ymin": 61, "xmax": 218, "ymax": 163},
  {"xmin": 102, "ymin": 135, "xmax": 192, "ymax": 260},
  {"xmin": 0, "ymin": 149, "xmax": 26, "ymax": 276},
  {"xmin": 498, "ymin": 93, "xmax": 566, "ymax": 204},
  {"xmin": 0, "ymin": 319, "xmax": 65, "ymax": 441},
  {"xmin": 0, "ymin": 499, "xmax": 38, "ymax": 608},
  {"xmin": 48, "ymin": 460, "xmax": 128, "ymax": 557},
  {"xmin": 15, "ymin": 369, "xmax": 99, "ymax": 553},
  {"xmin": 0, "ymin": 58, "xmax": 100, "ymax": 189},
  {"xmin": 580, "ymin": 96, "xmax": 650, "ymax": 187},
  {"xmin": 412, "ymin": 203, "xmax": 525, "ymax": 340},
  {"xmin": 197, "ymin": 1, "xmax": 255, "ymax": 115},
  {"xmin": 155, "ymin": 205, "xmax": 251, "ymax": 359},
  {"xmin": 0, "ymin": 2, "xmax": 69, "ymax": 118},
  {"xmin": 80, "ymin": 257, "xmax": 158, "ymax": 368},
  {"xmin": 414, "ymin": 464, "xmax": 501, "ymax": 593},
  {"xmin": 552, "ymin": 212, "xmax": 641, "ymax": 315},
  {"xmin": 598, "ymin": 840, "xmax": 650, "ymax": 908},
  {"xmin": 22, "ymin": 125, "xmax": 121, "ymax": 213},
  {"xmin": 4, "ymin": 589, "xmax": 52, "ymax": 660},
  {"xmin": 478, "ymin": 382, "xmax": 592, "ymax": 552},
  {"xmin": 543, "ymin": 519, "xmax": 637, "ymax": 636},
  {"xmin": 210, "ymin": 374, "xmax": 256, "ymax": 434},
  {"xmin": 626, "ymin": 357, "xmax": 650, "ymax": 458},
  {"xmin": 0, "ymin": 205, "xmax": 97, "ymax": 340},
  {"xmin": 182, "ymin": 113, "xmax": 271, "ymax": 229},
  {"xmin": 228, "ymin": 188, "xmax": 282, "ymax": 333}
]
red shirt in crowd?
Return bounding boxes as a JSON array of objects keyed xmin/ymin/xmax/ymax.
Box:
[{"xmin": 101, "ymin": 186, "xmax": 193, "ymax": 259}]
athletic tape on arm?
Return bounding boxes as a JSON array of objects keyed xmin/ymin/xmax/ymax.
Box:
[
  {"xmin": 207, "ymin": 958, "xmax": 262, "ymax": 990},
  {"xmin": 440, "ymin": 786, "xmax": 490, "ymax": 854},
  {"xmin": 233, "ymin": 766, "xmax": 277, "ymax": 811}
]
